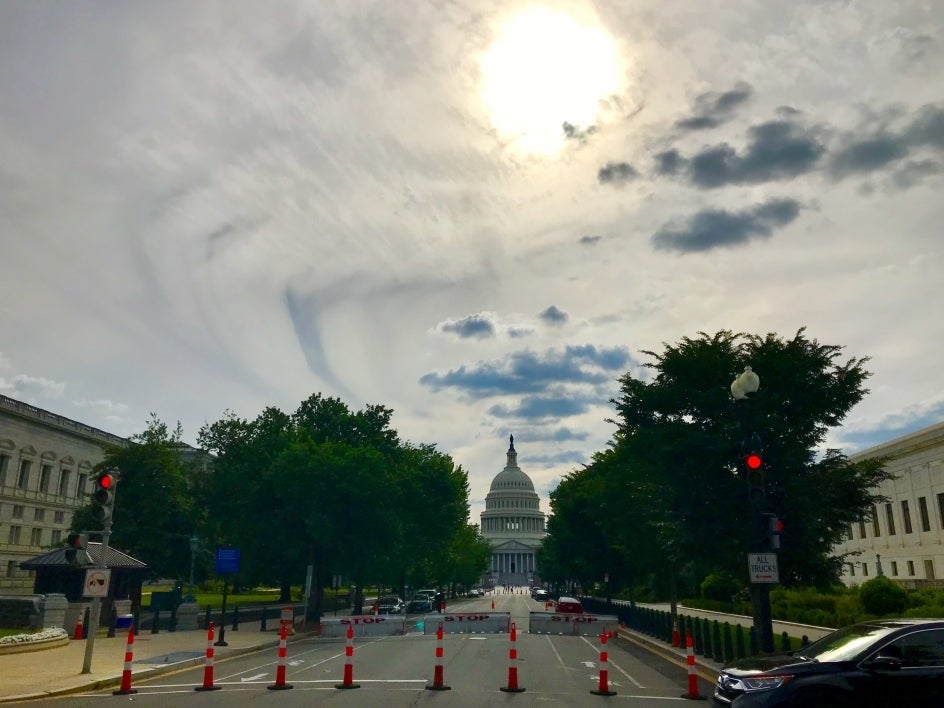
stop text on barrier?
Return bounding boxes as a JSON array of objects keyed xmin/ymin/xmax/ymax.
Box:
[{"xmin": 342, "ymin": 616, "xmax": 389, "ymax": 625}]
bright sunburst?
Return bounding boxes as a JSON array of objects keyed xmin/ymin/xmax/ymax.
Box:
[{"xmin": 480, "ymin": 5, "xmax": 622, "ymax": 154}]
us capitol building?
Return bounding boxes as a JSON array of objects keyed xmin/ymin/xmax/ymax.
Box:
[{"xmin": 479, "ymin": 435, "xmax": 546, "ymax": 587}]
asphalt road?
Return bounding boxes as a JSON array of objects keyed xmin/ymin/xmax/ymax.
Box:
[{"xmin": 50, "ymin": 593, "xmax": 715, "ymax": 707}]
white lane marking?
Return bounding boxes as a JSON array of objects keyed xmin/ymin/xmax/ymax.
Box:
[
  {"xmin": 579, "ymin": 634, "xmax": 645, "ymax": 688},
  {"xmin": 239, "ymin": 673, "xmax": 268, "ymax": 682},
  {"xmin": 545, "ymin": 633, "xmax": 566, "ymax": 667}
]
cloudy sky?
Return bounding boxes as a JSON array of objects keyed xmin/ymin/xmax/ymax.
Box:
[{"xmin": 2, "ymin": 0, "xmax": 942, "ymax": 521}]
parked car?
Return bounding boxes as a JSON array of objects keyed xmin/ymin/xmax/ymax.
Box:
[
  {"xmin": 533, "ymin": 589, "xmax": 550, "ymax": 602},
  {"xmin": 554, "ymin": 596, "xmax": 583, "ymax": 614},
  {"xmin": 376, "ymin": 595, "xmax": 403, "ymax": 614},
  {"xmin": 406, "ymin": 596, "xmax": 433, "ymax": 613},
  {"xmin": 712, "ymin": 618, "xmax": 944, "ymax": 707}
]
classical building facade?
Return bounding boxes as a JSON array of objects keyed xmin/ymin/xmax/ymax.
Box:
[
  {"xmin": 832, "ymin": 421, "xmax": 944, "ymax": 587},
  {"xmin": 480, "ymin": 435, "xmax": 546, "ymax": 587},
  {"xmin": 0, "ymin": 394, "xmax": 126, "ymax": 593}
]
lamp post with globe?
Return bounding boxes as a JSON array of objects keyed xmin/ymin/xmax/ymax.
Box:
[{"xmin": 731, "ymin": 365, "xmax": 775, "ymax": 653}]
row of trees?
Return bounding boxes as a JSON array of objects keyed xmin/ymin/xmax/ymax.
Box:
[
  {"xmin": 538, "ymin": 329, "xmax": 894, "ymax": 600},
  {"xmin": 72, "ymin": 394, "xmax": 491, "ymax": 619}
]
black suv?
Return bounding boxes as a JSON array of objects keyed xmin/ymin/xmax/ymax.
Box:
[{"xmin": 712, "ymin": 618, "xmax": 944, "ymax": 707}]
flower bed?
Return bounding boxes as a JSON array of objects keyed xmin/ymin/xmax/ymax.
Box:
[{"xmin": 0, "ymin": 627, "xmax": 69, "ymax": 655}]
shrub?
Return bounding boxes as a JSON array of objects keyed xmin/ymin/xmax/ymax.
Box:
[
  {"xmin": 858, "ymin": 576, "xmax": 908, "ymax": 616},
  {"xmin": 701, "ymin": 572, "xmax": 743, "ymax": 602}
]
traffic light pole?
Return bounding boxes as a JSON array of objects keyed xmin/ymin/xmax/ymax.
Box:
[
  {"xmin": 81, "ymin": 469, "xmax": 118, "ymax": 674},
  {"xmin": 81, "ymin": 521, "xmax": 109, "ymax": 674}
]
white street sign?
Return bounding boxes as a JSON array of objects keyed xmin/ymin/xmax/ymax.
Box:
[
  {"xmin": 748, "ymin": 553, "xmax": 779, "ymax": 583},
  {"xmin": 83, "ymin": 568, "xmax": 112, "ymax": 597}
]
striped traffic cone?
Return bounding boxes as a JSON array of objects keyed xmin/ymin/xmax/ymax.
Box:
[
  {"xmin": 267, "ymin": 623, "xmax": 293, "ymax": 690},
  {"xmin": 500, "ymin": 622, "xmax": 525, "ymax": 692},
  {"xmin": 72, "ymin": 612, "xmax": 84, "ymax": 640},
  {"xmin": 590, "ymin": 630, "xmax": 617, "ymax": 696},
  {"xmin": 112, "ymin": 628, "xmax": 138, "ymax": 695},
  {"xmin": 194, "ymin": 622, "xmax": 221, "ymax": 691},
  {"xmin": 682, "ymin": 630, "xmax": 705, "ymax": 700},
  {"xmin": 335, "ymin": 625, "xmax": 360, "ymax": 689},
  {"xmin": 425, "ymin": 622, "xmax": 451, "ymax": 690}
]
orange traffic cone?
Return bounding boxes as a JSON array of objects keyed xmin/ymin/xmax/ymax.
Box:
[{"xmin": 73, "ymin": 612, "xmax": 84, "ymax": 640}]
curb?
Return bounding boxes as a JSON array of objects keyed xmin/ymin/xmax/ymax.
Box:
[
  {"xmin": 616, "ymin": 627, "xmax": 721, "ymax": 685},
  {"xmin": 0, "ymin": 630, "xmax": 317, "ymax": 704}
]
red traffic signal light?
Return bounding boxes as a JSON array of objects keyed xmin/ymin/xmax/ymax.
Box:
[
  {"xmin": 745, "ymin": 453, "xmax": 763, "ymax": 470},
  {"xmin": 98, "ymin": 472, "xmax": 114, "ymax": 489}
]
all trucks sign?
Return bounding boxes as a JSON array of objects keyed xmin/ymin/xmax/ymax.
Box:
[{"xmin": 748, "ymin": 553, "xmax": 780, "ymax": 583}]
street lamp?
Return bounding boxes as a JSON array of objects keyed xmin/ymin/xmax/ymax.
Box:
[
  {"xmin": 731, "ymin": 365, "xmax": 775, "ymax": 653},
  {"xmin": 186, "ymin": 534, "xmax": 199, "ymax": 602}
]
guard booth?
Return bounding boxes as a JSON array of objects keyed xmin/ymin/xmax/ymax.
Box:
[{"xmin": 20, "ymin": 542, "xmax": 148, "ymax": 630}]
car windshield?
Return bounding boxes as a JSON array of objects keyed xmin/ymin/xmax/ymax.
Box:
[{"xmin": 800, "ymin": 623, "xmax": 903, "ymax": 663}]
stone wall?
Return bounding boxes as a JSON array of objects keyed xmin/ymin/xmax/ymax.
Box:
[{"xmin": 0, "ymin": 594, "xmax": 41, "ymax": 628}]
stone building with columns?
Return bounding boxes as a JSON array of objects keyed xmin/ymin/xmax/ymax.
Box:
[{"xmin": 480, "ymin": 435, "xmax": 546, "ymax": 587}]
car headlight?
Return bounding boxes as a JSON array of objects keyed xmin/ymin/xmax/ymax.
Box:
[{"xmin": 735, "ymin": 675, "xmax": 793, "ymax": 692}]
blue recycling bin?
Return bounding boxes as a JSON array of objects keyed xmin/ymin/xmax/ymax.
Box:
[{"xmin": 116, "ymin": 614, "xmax": 134, "ymax": 629}]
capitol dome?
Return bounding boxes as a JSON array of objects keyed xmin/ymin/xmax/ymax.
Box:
[{"xmin": 479, "ymin": 435, "xmax": 546, "ymax": 588}]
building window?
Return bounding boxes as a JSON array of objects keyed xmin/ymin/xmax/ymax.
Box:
[
  {"xmin": 7, "ymin": 526, "xmax": 21, "ymax": 544},
  {"xmin": 918, "ymin": 497, "xmax": 931, "ymax": 532},
  {"xmin": 902, "ymin": 500, "xmax": 913, "ymax": 534},
  {"xmin": 891, "ymin": 561, "xmax": 899, "ymax": 576},
  {"xmin": 848, "ymin": 563, "xmax": 855, "ymax": 577},
  {"xmin": 885, "ymin": 503, "xmax": 897, "ymax": 535},
  {"xmin": 0, "ymin": 453, "xmax": 10, "ymax": 487},
  {"xmin": 871, "ymin": 506, "xmax": 881, "ymax": 536},
  {"xmin": 6, "ymin": 560, "xmax": 16, "ymax": 577},
  {"xmin": 29, "ymin": 528, "xmax": 42, "ymax": 546},
  {"xmin": 51, "ymin": 529, "xmax": 62, "ymax": 545},
  {"xmin": 57, "ymin": 470, "xmax": 70, "ymax": 497},
  {"xmin": 33, "ymin": 508, "xmax": 45, "ymax": 522},
  {"xmin": 78, "ymin": 473, "xmax": 88, "ymax": 497},
  {"xmin": 938, "ymin": 493, "xmax": 944, "ymax": 530},
  {"xmin": 39, "ymin": 464, "xmax": 52, "ymax": 492},
  {"xmin": 17, "ymin": 460, "xmax": 31, "ymax": 489},
  {"xmin": 54, "ymin": 511, "xmax": 65, "ymax": 524},
  {"xmin": 862, "ymin": 563, "xmax": 869, "ymax": 576},
  {"xmin": 12, "ymin": 504, "xmax": 24, "ymax": 519},
  {"xmin": 858, "ymin": 519, "xmax": 867, "ymax": 538},
  {"xmin": 908, "ymin": 561, "xmax": 916, "ymax": 576}
]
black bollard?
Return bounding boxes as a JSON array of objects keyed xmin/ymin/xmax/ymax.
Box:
[
  {"xmin": 780, "ymin": 631, "xmax": 791, "ymax": 652},
  {"xmin": 749, "ymin": 626, "xmax": 759, "ymax": 656},
  {"xmin": 132, "ymin": 608, "xmax": 140, "ymax": 635},
  {"xmin": 107, "ymin": 606, "xmax": 117, "ymax": 638},
  {"xmin": 232, "ymin": 605, "xmax": 239, "ymax": 631},
  {"xmin": 260, "ymin": 606, "xmax": 268, "ymax": 631},
  {"xmin": 204, "ymin": 605, "xmax": 211, "ymax": 630},
  {"xmin": 152, "ymin": 609, "xmax": 160, "ymax": 634}
]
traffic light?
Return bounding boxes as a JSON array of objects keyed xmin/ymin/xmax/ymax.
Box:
[
  {"xmin": 92, "ymin": 469, "xmax": 117, "ymax": 527},
  {"xmin": 743, "ymin": 433, "xmax": 765, "ymax": 507},
  {"xmin": 768, "ymin": 516, "xmax": 784, "ymax": 550},
  {"xmin": 65, "ymin": 532, "xmax": 88, "ymax": 565}
]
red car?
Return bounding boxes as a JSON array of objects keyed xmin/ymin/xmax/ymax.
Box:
[{"xmin": 555, "ymin": 596, "xmax": 583, "ymax": 614}]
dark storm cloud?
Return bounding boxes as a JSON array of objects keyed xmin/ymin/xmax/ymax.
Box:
[
  {"xmin": 676, "ymin": 81, "xmax": 753, "ymax": 131},
  {"xmin": 652, "ymin": 198, "xmax": 802, "ymax": 253},
  {"xmin": 563, "ymin": 121, "xmax": 597, "ymax": 142},
  {"xmin": 598, "ymin": 161, "xmax": 638, "ymax": 185},
  {"xmin": 419, "ymin": 345, "xmax": 631, "ymax": 398},
  {"xmin": 579, "ymin": 235, "xmax": 602, "ymax": 246},
  {"xmin": 829, "ymin": 103, "xmax": 944, "ymax": 179},
  {"xmin": 654, "ymin": 149, "xmax": 685, "ymax": 176},
  {"xmin": 539, "ymin": 305, "xmax": 568, "ymax": 325},
  {"xmin": 688, "ymin": 120, "xmax": 826, "ymax": 188},
  {"xmin": 893, "ymin": 159, "xmax": 941, "ymax": 189},
  {"xmin": 488, "ymin": 395, "xmax": 590, "ymax": 419},
  {"xmin": 439, "ymin": 313, "xmax": 496, "ymax": 339}
]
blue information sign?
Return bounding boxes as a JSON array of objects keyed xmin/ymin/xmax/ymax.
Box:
[{"xmin": 215, "ymin": 546, "xmax": 240, "ymax": 574}]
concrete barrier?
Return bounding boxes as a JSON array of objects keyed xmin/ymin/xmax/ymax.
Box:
[
  {"xmin": 319, "ymin": 615, "xmax": 406, "ymax": 638},
  {"xmin": 529, "ymin": 612, "xmax": 619, "ymax": 636},
  {"xmin": 423, "ymin": 612, "xmax": 510, "ymax": 634}
]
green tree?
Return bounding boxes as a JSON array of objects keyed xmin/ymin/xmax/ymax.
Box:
[
  {"xmin": 72, "ymin": 414, "xmax": 196, "ymax": 578},
  {"xmin": 607, "ymin": 329, "xmax": 894, "ymax": 587}
]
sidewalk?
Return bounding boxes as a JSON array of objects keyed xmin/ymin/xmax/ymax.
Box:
[{"xmin": 0, "ymin": 623, "xmax": 302, "ymax": 703}]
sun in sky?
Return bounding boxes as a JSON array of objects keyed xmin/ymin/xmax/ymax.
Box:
[{"xmin": 479, "ymin": 4, "xmax": 623, "ymax": 155}]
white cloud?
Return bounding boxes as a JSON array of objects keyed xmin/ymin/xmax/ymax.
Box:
[{"xmin": 1, "ymin": 0, "xmax": 942, "ymax": 522}]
